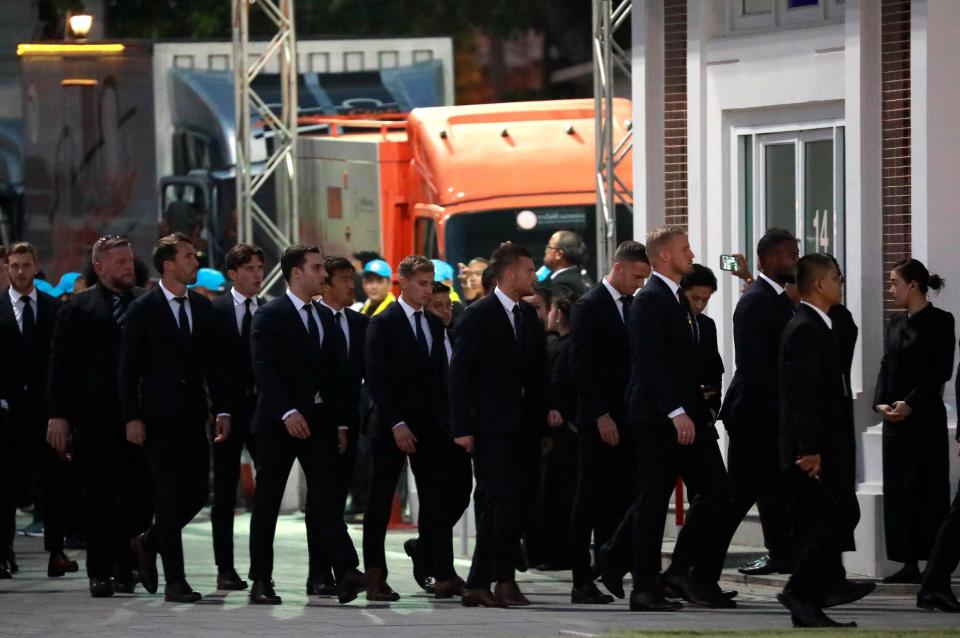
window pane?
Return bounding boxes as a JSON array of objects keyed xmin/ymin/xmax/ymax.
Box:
[
  {"xmin": 803, "ymin": 140, "xmax": 834, "ymax": 256},
  {"xmin": 742, "ymin": 136, "xmax": 754, "ymax": 271},
  {"xmin": 764, "ymin": 143, "xmax": 796, "ymax": 236},
  {"xmin": 742, "ymin": 0, "xmax": 773, "ymax": 15}
]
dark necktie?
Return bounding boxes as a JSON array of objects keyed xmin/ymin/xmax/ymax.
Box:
[
  {"xmin": 690, "ymin": 312, "xmax": 700, "ymax": 346},
  {"xmin": 21, "ymin": 296, "xmax": 34, "ymax": 339},
  {"xmin": 174, "ymin": 297, "xmax": 190, "ymax": 338},
  {"xmin": 304, "ymin": 303, "xmax": 321, "ymax": 348},
  {"xmin": 241, "ymin": 298, "xmax": 253, "ymax": 341},
  {"xmin": 620, "ymin": 294, "xmax": 633, "ymax": 323},
  {"xmin": 414, "ymin": 310, "xmax": 429, "ymax": 357},
  {"xmin": 112, "ymin": 293, "xmax": 128, "ymax": 326},
  {"xmin": 780, "ymin": 291, "xmax": 796, "ymax": 315},
  {"xmin": 332, "ymin": 311, "xmax": 349, "ymax": 361},
  {"xmin": 511, "ymin": 304, "xmax": 524, "ymax": 347}
]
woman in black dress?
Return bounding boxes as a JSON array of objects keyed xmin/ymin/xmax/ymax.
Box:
[{"xmin": 874, "ymin": 259, "xmax": 955, "ymax": 583}]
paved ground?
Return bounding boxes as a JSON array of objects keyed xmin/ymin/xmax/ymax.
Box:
[{"xmin": 2, "ymin": 511, "xmax": 959, "ymax": 637}]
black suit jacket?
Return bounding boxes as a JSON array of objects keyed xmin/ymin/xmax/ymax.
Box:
[
  {"xmin": 48, "ymin": 285, "xmax": 145, "ymax": 423},
  {"xmin": 569, "ymin": 282, "xmax": 631, "ymax": 426},
  {"xmin": 547, "ymin": 267, "xmax": 593, "ymax": 301},
  {"xmin": 718, "ymin": 277, "xmax": 795, "ymax": 431},
  {"xmin": 365, "ymin": 300, "xmax": 448, "ymax": 440},
  {"xmin": 449, "ymin": 291, "xmax": 549, "ymax": 438},
  {"xmin": 118, "ymin": 286, "xmax": 214, "ymax": 426},
  {"xmin": 778, "ymin": 304, "xmax": 853, "ymax": 476},
  {"xmin": 316, "ymin": 303, "xmax": 369, "ymax": 431},
  {"xmin": 624, "ymin": 274, "xmax": 708, "ymax": 429},
  {"xmin": 0, "ymin": 288, "xmax": 60, "ymax": 423},
  {"xmin": 208, "ymin": 290, "xmax": 264, "ymax": 417},
  {"xmin": 693, "ymin": 312, "xmax": 724, "ymax": 418},
  {"xmin": 249, "ymin": 294, "xmax": 344, "ymax": 434}
]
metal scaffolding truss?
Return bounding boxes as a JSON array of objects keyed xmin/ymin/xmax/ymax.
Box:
[
  {"xmin": 593, "ymin": 0, "xmax": 633, "ymax": 272},
  {"xmin": 233, "ymin": 0, "xmax": 299, "ymax": 292}
]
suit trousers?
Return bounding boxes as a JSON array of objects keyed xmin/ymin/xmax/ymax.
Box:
[
  {"xmin": 0, "ymin": 414, "xmax": 29, "ymax": 561},
  {"xmin": 413, "ymin": 438, "xmax": 472, "ymax": 581},
  {"xmin": 921, "ymin": 477, "xmax": 960, "ymax": 593},
  {"xmin": 307, "ymin": 426, "xmax": 357, "ymax": 578},
  {"xmin": 142, "ymin": 418, "xmax": 209, "ymax": 583},
  {"xmin": 209, "ymin": 406, "xmax": 257, "ymax": 571},
  {"xmin": 248, "ymin": 412, "xmax": 359, "ymax": 582},
  {"xmin": 76, "ymin": 417, "xmax": 153, "ymax": 579},
  {"xmin": 569, "ymin": 423, "xmax": 636, "ymax": 585},
  {"xmin": 466, "ymin": 432, "xmax": 539, "ymax": 589}
]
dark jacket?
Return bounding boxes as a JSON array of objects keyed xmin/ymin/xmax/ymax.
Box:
[
  {"xmin": 719, "ymin": 276, "xmax": 795, "ymax": 431},
  {"xmin": 692, "ymin": 312, "xmax": 724, "ymax": 419},
  {"xmin": 569, "ymin": 282, "xmax": 631, "ymax": 426},
  {"xmin": 48, "ymin": 285, "xmax": 145, "ymax": 422},
  {"xmin": 449, "ymin": 291, "xmax": 549, "ymax": 438},
  {"xmin": 624, "ymin": 275, "xmax": 708, "ymax": 429},
  {"xmin": 118, "ymin": 285, "xmax": 214, "ymax": 426},
  {"xmin": 365, "ymin": 300, "xmax": 448, "ymax": 440},
  {"xmin": 0, "ymin": 288, "xmax": 60, "ymax": 424},
  {"xmin": 208, "ymin": 289, "xmax": 263, "ymax": 417},
  {"xmin": 316, "ymin": 304, "xmax": 369, "ymax": 431},
  {"xmin": 547, "ymin": 333, "xmax": 576, "ymax": 423},
  {"xmin": 546, "ymin": 267, "xmax": 593, "ymax": 302}
]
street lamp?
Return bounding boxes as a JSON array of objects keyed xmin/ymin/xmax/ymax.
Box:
[{"xmin": 66, "ymin": 13, "xmax": 93, "ymax": 39}]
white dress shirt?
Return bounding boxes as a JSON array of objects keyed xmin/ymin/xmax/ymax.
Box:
[
  {"xmin": 319, "ymin": 299, "xmax": 350, "ymax": 355},
  {"xmin": 397, "ymin": 296, "xmax": 433, "ymax": 353},
  {"xmin": 650, "ymin": 271, "xmax": 686, "ymax": 420},
  {"xmin": 601, "ymin": 276, "xmax": 629, "ymax": 323},
  {"xmin": 493, "ymin": 286, "xmax": 521, "ymax": 335},
  {"xmin": 442, "ymin": 329, "xmax": 453, "ymax": 365},
  {"xmin": 801, "ymin": 301, "xmax": 833, "ymax": 329},
  {"xmin": 8, "ymin": 286, "xmax": 37, "ymax": 333},
  {"xmin": 230, "ymin": 286, "xmax": 259, "ymax": 333},
  {"xmin": 159, "ymin": 280, "xmax": 192, "ymax": 333},
  {"xmin": 757, "ymin": 271, "xmax": 786, "ymax": 296}
]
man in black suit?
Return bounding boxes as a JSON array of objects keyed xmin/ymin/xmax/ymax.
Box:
[
  {"xmin": 450, "ymin": 242, "xmax": 559, "ymax": 608},
  {"xmin": 0, "ymin": 242, "xmax": 75, "ymax": 581},
  {"xmin": 121, "ymin": 233, "xmax": 217, "ymax": 603},
  {"xmin": 305, "ymin": 256, "xmax": 368, "ymax": 597},
  {"xmin": 246, "ymin": 245, "xmax": 365, "ymax": 606},
  {"xmin": 207, "ymin": 243, "xmax": 265, "ymax": 591},
  {"xmin": 543, "ymin": 230, "xmax": 593, "ymax": 301},
  {"xmin": 364, "ymin": 255, "xmax": 472, "ymax": 601},
  {"xmin": 681, "ymin": 265, "xmax": 724, "ymax": 421},
  {"xmin": 717, "ymin": 229, "xmax": 799, "ymax": 576},
  {"xmin": 776, "ymin": 253, "xmax": 869, "ymax": 628},
  {"xmin": 617, "ymin": 226, "xmax": 733, "ymax": 612},
  {"xmin": 567, "ymin": 240, "xmax": 649, "ymax": 604},
  {"xmin": 46, "ymin": 236, "xmax": 151, "ymax": 597}
]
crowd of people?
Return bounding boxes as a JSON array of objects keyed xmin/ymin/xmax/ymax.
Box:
[{"xmin": 0, "ymin": 224, "xmax": 958, "ymax": 628}]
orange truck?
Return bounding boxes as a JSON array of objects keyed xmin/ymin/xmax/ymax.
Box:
[{"xmin": 296, "ymin": 98, "xmax": 634, "ymax": 279}]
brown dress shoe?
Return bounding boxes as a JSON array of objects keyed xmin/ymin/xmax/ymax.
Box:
[
  {"xmin": 433, "ymin": 575, "xmax": 466, "ymax": 599},
  {"xmin": 494, "ymin": 580, "xmax": 531, "ymax": 607},
  {"xmin": 461, "ymin": 588, "xmax": 501, "ymax": 607},
  {"xmin": 130, "ymin": 534, "xmax": 158, "ymax": 594},
  {"xmin": 364, "ymin": 566, "xmax": 399, "ymax": 602},
  {"xmin": 48, "ymin": 552, "xmax": 79, "ymax": 577},
  {"xmin": 337, "ymin": 568, "xmax": 368, "ymax": 604}
]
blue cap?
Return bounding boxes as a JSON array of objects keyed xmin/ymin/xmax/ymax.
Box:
[
  {"xmin": 57, "ymin": 272, "xmax": 81, "ymax": 295},
  {"xmin": 536, "ymin": 264, "xmax": 552, "ymax": 282},
  {"xmin": 431, "ymin": 259, "xmax": 454, "ymax": 282},
  {"xmin": 363, "ymin": 259, "xmax": 392, "ymax": 279},
  {"xmin": 189, "ymin": 268, "xmax": 226, "ymax": 292},
  {"xmin": 34, "ymin": 278, "xmax": 58, "ymax": 297}
]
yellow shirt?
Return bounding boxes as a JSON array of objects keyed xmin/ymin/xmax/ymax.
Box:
[{"xmin": 361, "ymin": 292, "xmax": 396, "ymax": 316}]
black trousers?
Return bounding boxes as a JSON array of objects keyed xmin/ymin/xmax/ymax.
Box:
[
  {"xmin": 75, "ymin": 417, "xmax": 153, "ymax": 579},
  {"xmin": 620, "ymin": 420, "xmax": 731, "ymax": 592},
  {"xmin": 307, "ymin": 426, "xmax": 357, "ymax": 578},
  {"xmin": 466, "ymin": 432, "xmax": 539, "ymax": 589},
  {"xmin": 142, "ymin": 418, "xmax": 209, "ymax": 583},
  {"xmin": 248, "ymin": 414, "xmax": 359, "ymax": 582},
  {"xmin": 882, "ymin": 420, "xmax": 951, "ymax": 563},
  {"xmin": 922, "ymin": 477, "xmax": 960, "ymax": 592},
  {"xmin": 526, "ymin": 427, "xmax": 578, "ymax": 568},
  {"xmin": 209, "ymin": 407, "xmax": 257, "ymax": 571},
  {"xmin": 569, "ymin": 423, "xmax": 636, "ymax": 585}
]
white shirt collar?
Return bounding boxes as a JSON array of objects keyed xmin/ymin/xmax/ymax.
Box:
[
  {"xmin": 549, "ymin": 265, "xmax": 577, "ymax": 280},
  {"xmin": 493, "ymin": 286, "xmax": 518, "ymax": 313},
  {"xmin": 319, "ymin": 299, "xmax": 345, "ymax": 314},
  {"xmin": 651, "ymin": 270, "xmax": 681, "ymax": 301},
  {"xmin": 231, "ymin": 286, "xmax": 256, "ymax": 306},
  {"xmin": 397, "ymin": 295, "xmax": 424, "ymax": 319},
  {"xmin": 158, "ymin": 279, "xmax": 186, "ymax": 302},
  {"xmin": 9, "ymin": 285, "xmax": 37, "ymax": 304},
  {"xmin": 801, "ymin": 301, "xmax": 832, "ymax": 329},
  {"xmin": 601, "ymin": 276, "xmax": 626, "ymax": 302},
  {"xmin": 285, "ymin": 288, "xmax": 311, "ymax": 313},
  {"xmin": 757, "ymin": 272, "xmax": 786, "ymax": 296}
]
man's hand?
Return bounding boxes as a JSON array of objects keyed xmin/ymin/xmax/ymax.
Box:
[
  {"xmin": 393, "ymin": 423, "xmax": 418, "ymax": 454},
  {"xmin": 338, "ymin": 428, "xmax": 349, "ymax": 455},
  {"xmin": 540, "ymin": 436, "xmax": 554, "ymax": 455},
  {"xmin": 454, "ymin": 435, "xmax": 475, "ymax": 454},
  {"xmin": 47, "ymin": 418, "xmax": 71, "ymax": 456},
  {"xmin": 875, "ymin": 403, "xmax": 892, "ymax": 417},
  {"xmin": 214, "ymin": 415, "xmax": 231, "ymax": 443},
  {"xmin": 672, "ymin": 413, "xmax": 696, "ymax": 446},
  {"xmin": 597, "ymin": 414, "xmax": 620, "ymax": 447},
  {"xmin": 283, "ymin": 411, "xmax": 311, "ymax": 439},
  {"xmin": 547, "ymin": 409, "xmax": 564, "ymax": 428},
  {"xmin": 126, "ymin": 419, "xmax": 147, "ymax": 446},
  {"xmin": 732, "ymin": 253, "xmax": 751, "ymax": 282},
  {"xmin": 888, "ymin": 401, "xmax": 912, "ymax": 422},
  {"xmin": 796, "ymin": 453, "xmax": 822, "ymax": 478}
]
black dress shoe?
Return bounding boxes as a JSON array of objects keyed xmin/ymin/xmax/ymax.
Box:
[
  {"xmin": 337, "ymin": 569, "xmax": 367, "ymax": 604},
  {"xmin": 306, "ymin": 572, "xmax": 337, "ymax": 596},
  {"xmin": 597, "ymin": 544, "xmax": 625, "ymax": 599},
  {"xmin": 112, "ymin": 577, "xmax": 135, "ymax": 594},
  {"xmin": 48, "ymin": 552, "xmax": 79, "ymax": 577},
  {"xmin": 683, "ymin": 579, "xmax": 737, "ymax": 609},
  {"xmin": 250, "ymin": 580, "xmax": 282, "ymax": 605},
  {"xmin": 90, "ymin": 577, "xmax": 115, "ymax": 598},
  {"xmin": 823, "ymin": 580, "xmax": 876, "ymax": 608},
  {"xmin": 461, "ymin": 588, "xmax": 501, "ymax": 607},
  {"xmin": 630, "ymin": 589, "xmax": 684, "ymax": 612},
  {"xmin": 404, "ymin": 538, "xmax": 431, "ymax": 591},
  {"xmin": 571, "ymin": 582, "xmax": 614, "ymax": 604},
  {"xmin": 535, "ymin": 562, "xmax": 571, "ymax": 572},
  {"xmin": 917, "ymin": 589, "xmax": 960, "ymax": 613},
  {"xmin": 738, "ymin": 554, "xmax": 792, "ymax": 575},
  {"xmin": 130, "ymin": 534, "xmax": 159, "ymax": 594},
  {"xmin": 7, "ymin": 549, "xmax": 18, "ymax": 574},
  {"xmin": 778, "ymin": 592, "xmax": 856, "ymax": 628},
  {"xmin": 0, "ymin": 564, "xmax": 11, "ymax": 579},
  {"xmin": 883, "ymin": 563, "xmax": 921, "ymax": 584},
  {"xmin": 216, "ymin": 568, "xmax": 248, "ymax": 591},
  {"xmin": 164, "ymin": 580, "xmax": 202, "ymax": 603}
]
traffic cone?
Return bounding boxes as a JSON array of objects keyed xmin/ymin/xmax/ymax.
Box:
[{"xmin": 387, "ymin": 490, "xmax": 416, "ymax": 530}]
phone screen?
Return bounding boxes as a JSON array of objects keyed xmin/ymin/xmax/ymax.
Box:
[{"xmin": 719, "ymin": 254, "xmax": 738, "ymax": 272}]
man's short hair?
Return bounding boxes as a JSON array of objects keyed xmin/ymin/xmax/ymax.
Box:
[
  {"xmin": 553, "ymin": 230, "xmax": 587, "ymax": 266},
  {"xmin": 352, "ymin": 250, "xmax": 383, "ymax": 267},
  {"xmin": 8, "ymin": 241, "xmax": 38, "ymax": 263},
  {"xmin": 468, "ymin": 257, "xmax": 490, "ymax": 267},
  {"xmin": 152, "ymin": 232, "xmax": 192, "ymax": 274},
  {"xmin": 323, "ymin": 256, "xmax": 355, "ymax": 283},
  {"xmin": 481, "ymin": 265, "xmax": 497, "ymax": 293},
  {"xmin": 796, "ymin": 252, "xmax": 836, "ymax": 295},
  {"xmin": 681, "ymin": 263, "xmax": 718, "ymax": 291},
  {"xmin": 533, "ymin": 285, "xmax": 553, "ymax": 308},
  {"xmin": 224, "ymin": 243, "xmax": 265, "ymax": 272},
  {"xmin": 756, "ymin": 228, "xmax": 798, "ymax": 260},
  {"xmin": 490, "ymin": 242, "xmax": 532, "ymax": 276},
  {"xmin": 92, "ymin": 235, "xmax": 131, "ymax": 263},
  {"xmin": 280, "ymin": 244, "xmax": 321, "ymax": 282},
  {"xmin": 645, "ymin": 225, "xmax": 687, "ymax": 260},
  {"xmin": 397, "ymin": 255, "xmax": 434, "ymax": 279},
  {"xmin": 432, "ymin": 281, "xmax": 450, "ymax": 295},
  {"xmin": 613, "ymin": 240, "xmax": 649, "ymax": 265}
]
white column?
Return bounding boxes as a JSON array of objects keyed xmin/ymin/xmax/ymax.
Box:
[{"xmin": 631, "ymin": 0, "xmax": 665, "ymax": 237}]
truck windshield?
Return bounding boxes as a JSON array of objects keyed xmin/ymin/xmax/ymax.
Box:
[{"xmin": 444, "ymin": 204, "xmax": 633, "ymax": 282}]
